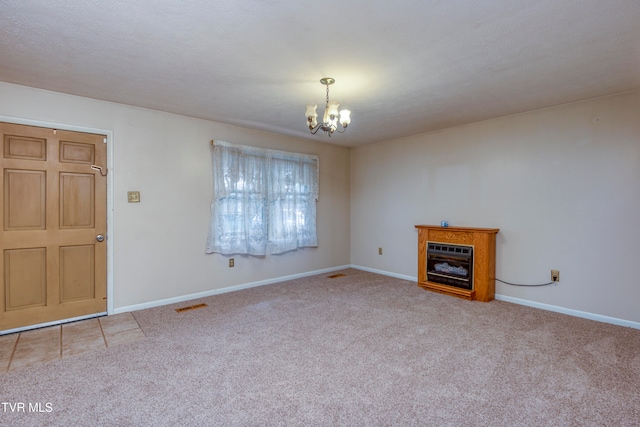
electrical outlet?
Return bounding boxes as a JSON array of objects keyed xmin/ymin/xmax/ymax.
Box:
[
  {"xmin": 378, "ymin": 247, "xmax": 383, "ymax": 255},
  {"xmin": 551, "ymin": 270, "xmax": 559, "ymax": 282},
  {"xmin": 229, "ymin": 258, "xmax": 234, "ymax": 268}
]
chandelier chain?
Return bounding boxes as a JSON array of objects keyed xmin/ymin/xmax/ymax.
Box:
[{"xmin": 325, "ymin": 84, "xmax": 330, "ymax": 110}]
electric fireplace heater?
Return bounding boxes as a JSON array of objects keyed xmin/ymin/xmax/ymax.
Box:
[{"xmin": 426, "ymin": 243, "xmax": 473, "ymax": 290}]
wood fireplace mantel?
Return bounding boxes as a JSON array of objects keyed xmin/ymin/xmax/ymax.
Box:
[{"xmin": 415, "ymin": 225, "xmax": 499, "ymax": 301}]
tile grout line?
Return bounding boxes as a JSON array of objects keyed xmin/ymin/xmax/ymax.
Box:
[
  {"xmin": 7, "ymin": 332, "xmax": 21, "ymax": 372},
  {"xmin": 98, "ymin": 317, "xmax": 109, "ymax": 348},
  {"xmin": 131, "ymin": 312, "xmax": 145, "ymax": 336},
  {"xmin": 2, "ymin": 316, "xmax": 145, "ymax": 374},
  {"xmin": 3, "ymin": 318, "xmax": 135, "ymax": 374}
]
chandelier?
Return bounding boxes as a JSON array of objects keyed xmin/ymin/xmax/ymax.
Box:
[{"xmin": 305, "ymin": 77, "xmax": 351, "ymax": 136}]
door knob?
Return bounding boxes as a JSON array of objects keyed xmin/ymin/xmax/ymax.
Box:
[{"xmin": 96, "ymin": 234, "xmax": 105, "ymax": 242}]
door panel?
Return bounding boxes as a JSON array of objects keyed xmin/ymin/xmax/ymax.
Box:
[
  {"xmin": 4, "ymin": 248, "xmax": 47, "ymax": 310},
  {"xmin": 4, "ymin": 169, "xmax": 47, "ymax": 230},
  {"xmin": 60, "ymin": 140, "xmax": 95, "ymax": 164},
  {"xmin": 60, "ymin": 173, "xmax": 95, "ymax": 228},
  {"xmin": 4, "ymin": 134, "xmax": 47, "ymax": 161},
  {"xmin": 60, "ymin": 245, "xmax": 95, "ymax": 302},
  {"xmin": 0, "ymin": 122, "xmax": 107, "ymax": 331}
]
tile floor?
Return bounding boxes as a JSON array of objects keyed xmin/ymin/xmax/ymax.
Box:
[{"xmin": 0, "ymin": 313, "xmax": 145, "ymax": 373}]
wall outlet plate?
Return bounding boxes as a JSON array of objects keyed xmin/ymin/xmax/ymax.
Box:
[
  {"xmin": 378, "ymin": 247, "xmax": 383, "ymax": 255},
  {"xmin": 229, "ymin": 258, "xmax": 234, "ymax": 268},
  {"xmin": 551, "ymin": 270, "xmax": 560, "ymax": 282}
]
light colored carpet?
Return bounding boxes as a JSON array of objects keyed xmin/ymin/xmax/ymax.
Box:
[{"xmin": 1, "ymin": 268, "xmax": 639, "ymax": 426}]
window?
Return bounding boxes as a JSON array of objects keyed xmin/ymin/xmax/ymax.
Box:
[{"xmin": 206, "ymin": 141, "xmax": 319, "ymax": 255}]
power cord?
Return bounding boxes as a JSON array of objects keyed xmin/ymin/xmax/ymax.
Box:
[{"xmin": 494, "ymin": 278, "xmax": 556, "ymax": 287}]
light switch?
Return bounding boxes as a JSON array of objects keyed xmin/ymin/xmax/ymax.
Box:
[{"xmin": 127, "ymin": 191, "xmax": 140, "ymax": 203}]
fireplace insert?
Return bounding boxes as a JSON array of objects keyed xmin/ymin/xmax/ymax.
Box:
[{"xmin": 426, "ymin": 243, "xmax": 473, "ymax": 290}]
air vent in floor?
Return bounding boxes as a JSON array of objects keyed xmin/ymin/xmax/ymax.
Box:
[{"xmin": 175, "ymin": 303, "xmax": 208, "ymax": 313}]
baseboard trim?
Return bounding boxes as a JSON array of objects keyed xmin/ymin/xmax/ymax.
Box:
[
  {"xmin": 350, "ymin": 264, "xmax": 417, "ymax": 282},
  {"xmin": 114, "ymin": 264, "xmax": 640, "ymax": 331},
  {"xmin": 494, "ymin": 294, "xmax": 640, "ymax": 330},
  {"xmin": 114, "ymin": 265, "xmax": 352, "ymax": 314},
  {"xmin": 351, "ymin": 265, "xmax": 640, "ymax": 330}
]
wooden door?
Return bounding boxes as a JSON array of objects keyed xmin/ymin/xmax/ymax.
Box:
[{"xmin": 0, "ymin": 122, "xmax": 107, "ymax": 332}]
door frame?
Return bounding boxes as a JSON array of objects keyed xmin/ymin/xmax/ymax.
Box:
[{"xmin": 0, "ymin": 115, "xmax": 114, "ymax": 333}]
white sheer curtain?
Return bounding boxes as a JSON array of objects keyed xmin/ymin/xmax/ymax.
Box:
[{"xmin": 206, "ymin": 141, "xmax": 319, "ymax": 255}]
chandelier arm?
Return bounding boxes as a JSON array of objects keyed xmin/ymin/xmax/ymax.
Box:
[{"xmin": 310, "ymin": 123, "xmax": 332, "ymax": 135}]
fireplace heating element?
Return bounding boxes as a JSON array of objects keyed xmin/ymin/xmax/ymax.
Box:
[{"xmin": 426, "ymin": 243, "xmax": 473, "ymax": 290}]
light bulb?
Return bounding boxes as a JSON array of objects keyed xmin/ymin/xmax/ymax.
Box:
[{"xmin": 339, "ymin": 109, "xmax": 351, "ymax": 126}]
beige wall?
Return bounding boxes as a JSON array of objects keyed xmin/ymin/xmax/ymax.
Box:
[
  {"xmin": 3, "ymin": 80, "xmax": 639, "ymax": 326},
  {"xmin": 351, "ymin": 90, "xmax": 640, "ymax": 324},
  {"xmin": 0, "ymin": 82, "xmax": 351, "ymax": 311}
]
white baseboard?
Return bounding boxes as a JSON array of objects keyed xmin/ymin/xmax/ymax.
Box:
[
  {"xmin": 350, "ymin": 264, "xmax": 417, "ymax": 282},
  {"xmin": 494, "ymin": 294, "xmax": 640, "ymax": 330},
  {"xmin": 114, "ymin": 263, "xmax": 640, "ymax": 331},
  {"xmin": 113, "ymin": 265, "xmax": 352, "ymax": 314},
  {"xmin": 352, "ymin": 265, "xmax": 640, "ymax": 330}
]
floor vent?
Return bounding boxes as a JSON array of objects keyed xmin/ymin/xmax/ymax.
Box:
[
  {"xmin": 328, "ymin": 273, "xmax": 346, "ymax": 279},
  {"xmin": 175, "ymin": 303, "xmax": 208, "ymax": 313}
]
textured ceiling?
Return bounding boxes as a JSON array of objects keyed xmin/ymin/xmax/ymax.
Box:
[{"xmin": 1, "ymin": 0, "xmax": 639, "ymax": 147}]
